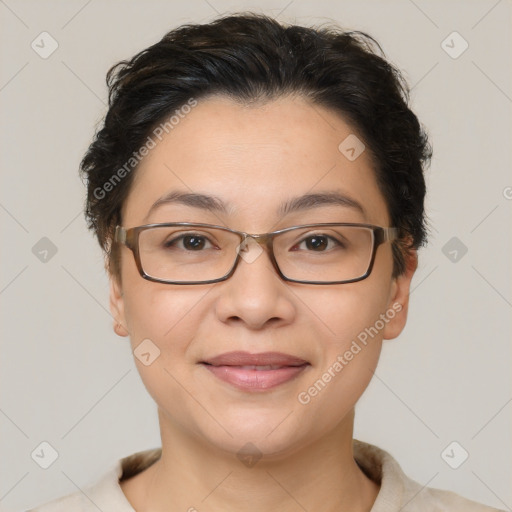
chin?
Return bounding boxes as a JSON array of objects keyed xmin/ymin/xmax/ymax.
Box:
[
  {"xmin": 210, "ymin": 430, "xmax": 307, "ymax": 463},
  {"xmin": 194, "ymin": 407, "xmax": 310, "ymax": 459}
]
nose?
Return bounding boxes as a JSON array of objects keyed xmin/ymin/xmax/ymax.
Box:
[{"xmin": 214, "ymin": 237, "xmax": 296, "ymax": 330}]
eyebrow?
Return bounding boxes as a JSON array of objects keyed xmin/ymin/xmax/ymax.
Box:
[
  {"xmin": 278, "ymin": 191, "xmax": 365, "ymax": 217},
  {"xmin": 145, "ymin": 190, "xmax": 366, "ymax": 220},
  {"xmin": 146, "ymin": 191, "xmax": 229, "ymax": 219}
]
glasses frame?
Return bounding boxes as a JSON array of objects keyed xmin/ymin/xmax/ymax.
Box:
[{"xmin": 114, "ymin": 222, "xmax": 399, "ymax": 285}]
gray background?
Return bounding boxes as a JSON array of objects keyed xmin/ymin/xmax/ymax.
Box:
[{"xmin": 1, "ymin": 0, "xmax": 511, "ymax": 510}]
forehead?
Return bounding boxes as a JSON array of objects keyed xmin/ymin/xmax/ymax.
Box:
[{"xmin": 124, "ymin": 95, "xmax": 390, "ymax": 228}]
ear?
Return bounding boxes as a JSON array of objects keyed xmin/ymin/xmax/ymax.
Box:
[
  {"xmin": 110, "ymin": 276, "xmax": 129, "ymax": 337},
  {"xmin": 382, "ymin": 248, "xmax": 418, "ymax": 340}
]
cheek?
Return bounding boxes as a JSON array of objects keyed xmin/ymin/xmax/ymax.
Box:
[
  {"xmin": 292, "ymin": 281, "xmax": 390, "ymax": 416},
  {"xmin": 303, "ymin": 272, "xmax": 392, "ymax": 353},
  {"xmin": 119, "ymin": 247, "xmax": 191, "ymax": 340},
  {"xmin": 122, "ymin": 281, "xmax": 214, "ymax": 392},
  {"xmin": 121, "ymin": 285, "xmax": 212, "ymax": 433},
  {"xmin": 123, "ymin": 278, "xmax": 203, "ymax": 340},
  {"xmin": 123, "ymin": 278, "xmax": 226, "ymax": 368}
]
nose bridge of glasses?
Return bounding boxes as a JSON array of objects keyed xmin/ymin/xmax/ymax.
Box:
[
  {"xmin": 227, "ymin": 233, "xmax": 289, "ymax": 287},
  {"xmin": 233, "ymin": 232, "xmax": 279, "ymax": 273},
  {"xmin": 236, "ymin": 232, "xmax": 275, "ymax": 257}
]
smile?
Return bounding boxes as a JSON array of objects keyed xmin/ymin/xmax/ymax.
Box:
[{"xmin": 200, "ymin": 351, "xmax": 310, "ymax": 391}]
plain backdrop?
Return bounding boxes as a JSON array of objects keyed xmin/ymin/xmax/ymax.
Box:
[{"xmin": 0, "ymin": 1, "xmax": 511, "ymax": 511}]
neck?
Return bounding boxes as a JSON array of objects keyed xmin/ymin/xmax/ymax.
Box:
[{"xmin": 122, "ymin": 408, "xmax": 379, "ymax": 512}]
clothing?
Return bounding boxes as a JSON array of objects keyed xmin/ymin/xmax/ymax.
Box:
[{"xmin": 28, "ymin": 439, "xmax": 503, "ymax": 511}]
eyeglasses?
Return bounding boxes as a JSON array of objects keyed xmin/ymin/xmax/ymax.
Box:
[{"xmin": 114, "ymin": 222, "xmax": 398, "ymax": 285}]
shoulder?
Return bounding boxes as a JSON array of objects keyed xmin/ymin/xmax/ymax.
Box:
[
  {"xmin": 401, "ymin": 484, "xmax": 504, "ymax": 511},
  {"xmin": 27, "ymin": 490, "xmax": 92, "ymax": 512},
  {"xmin": 27, "ymin": 448, "xmax": 162, "ymax": 512},
  {"xmin": 353, "ymin": 439, "xmax": 505, "ymax": 512}
]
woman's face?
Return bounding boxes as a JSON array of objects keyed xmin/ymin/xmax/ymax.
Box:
[{"xmin": 111, "ymin": 95, "xmax": 415, "ymax": 458}]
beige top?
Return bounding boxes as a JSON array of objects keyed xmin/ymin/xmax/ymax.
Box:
[{"xmin": 28, "ymin": 439, "xmax": 504, "ymax": 511}]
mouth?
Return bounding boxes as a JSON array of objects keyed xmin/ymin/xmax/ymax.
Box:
[{"xmin": 200, "ymin": 351, "xmax": 310, "ymax": 391}]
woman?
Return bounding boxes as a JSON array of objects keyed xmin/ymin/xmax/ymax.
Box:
[{"xmin": 30, "ymin": 13, "xmax": 502, "ymax": 512}]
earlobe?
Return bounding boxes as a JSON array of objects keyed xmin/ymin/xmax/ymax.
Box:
[
  {"xmin": 383, "ymin": 249, "xmax": 418, "ymax": 340},
  {"xmin": 114, "ymin": 322, "xmax": 129, "ymax": 337},
  {"xmin": 110, "ymin": 277, "xmax": 129, "ymax": 338}
]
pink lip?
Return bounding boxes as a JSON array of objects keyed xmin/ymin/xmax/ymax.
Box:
[{"xmin": 201, "ymin": 351, "xmax": 310, "ymax": 391}]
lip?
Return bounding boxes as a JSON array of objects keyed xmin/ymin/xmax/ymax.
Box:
[{"xmin": 200, "ymin": 351, "xmax": 310, "ymax": 391}]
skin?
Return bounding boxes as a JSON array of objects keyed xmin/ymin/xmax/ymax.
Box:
[{"xmin": 110, "ymin": 94, "xmax": 417, "ymax": 512}]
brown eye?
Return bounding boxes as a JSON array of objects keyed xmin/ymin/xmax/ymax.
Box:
[
  {"xmin": 292, "ymin": 234, "xmax": 345, "ymax": 252},
  {"xmin": 164, "ymin": 234, "xmax": 213, "ymax": 251},
  {"xmin": 182, "ymin": 235, "xmax": 206, "ymax": 250},
  {"xmin": 305, "ymin": 236, "xmax": 328, "ymax": 251}
]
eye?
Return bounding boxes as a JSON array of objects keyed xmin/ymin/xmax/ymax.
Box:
[
  {"xmin": 164, "ymin": 233, "xmax": 215, "ymax": 251},
  {"xmin": 293, "ymin": 234, "xmax": 344, "ymax": 252}
]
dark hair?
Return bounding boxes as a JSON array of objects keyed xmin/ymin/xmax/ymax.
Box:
[{"xmin": 80, "ymin": 12, "xmax": 431, "ymax": 277}]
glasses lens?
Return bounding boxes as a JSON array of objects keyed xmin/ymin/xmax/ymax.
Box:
[
  {"xmin": 136, "ymin": 224, "xmax": 375, "ymax": 284},
  {"xmin": 138, "ymin": 226, "xmax": 240, "ymax": 282},
  {"xmin": 274, "ymin": 225, "xmax": 374, "ymax": 283}
]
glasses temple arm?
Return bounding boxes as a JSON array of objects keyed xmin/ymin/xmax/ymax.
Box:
[
  {"xmin": 114, "ymin": 225, "xmax": 126, "ymax": 244},
  {"xmin": 384, "ymin": 227, "xmax": 399, "ymax": 242}
]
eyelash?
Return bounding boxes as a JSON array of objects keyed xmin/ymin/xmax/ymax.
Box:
[{"xmin": 162, "ymin": 232, "xmax": 346, "ymax": 252}]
